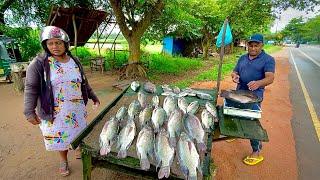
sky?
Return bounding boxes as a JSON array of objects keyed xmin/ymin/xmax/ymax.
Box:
[{"xmin": 271, "ymin": 6, "xmax": 320, "ymax": 33}]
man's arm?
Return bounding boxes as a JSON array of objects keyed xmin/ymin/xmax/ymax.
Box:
[{"xmin": 247, "ymin": 72, "xmax": 274, "ymax": 90}]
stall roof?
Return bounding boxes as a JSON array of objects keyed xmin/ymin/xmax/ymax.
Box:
[{"xmin": 47, "ymin": 6, "xmax": 108, "ymax": 46}]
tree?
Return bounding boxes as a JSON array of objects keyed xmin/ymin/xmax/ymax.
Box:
[
  {"xmin": 282, "ymin": 17, "xmax": 304, "ymax": 42},
  {"xmin": 109, "ymin": 0, "xmax": 165, "ymax": 78}
]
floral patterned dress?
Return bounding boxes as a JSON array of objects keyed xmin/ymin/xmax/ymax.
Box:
[{"xmin": 39, "ymin": 56, "xmax": 87, "ymax": 151}]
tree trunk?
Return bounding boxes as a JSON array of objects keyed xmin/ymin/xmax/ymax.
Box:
[
  {"xmin": 202, "ymin": 29, "xmax": 212, "ymax": 60},
  {"xmin": 128, "ymin": 36, "xmax": 141, "ymax": 62}
]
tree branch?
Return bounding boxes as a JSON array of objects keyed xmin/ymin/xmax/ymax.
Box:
[
  {"xmin": 135, "ymin": 0, "xmax": 165, "ymax": 38},
  {"xmin": 109, "ymin": 0, "xmax": 131, "ymax": 39}
]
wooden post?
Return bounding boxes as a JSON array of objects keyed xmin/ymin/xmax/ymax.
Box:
[
  {"xmin": 215, "ymin": 18, "xmax": 228, "ymax": 105},
  {"xmin": 82, "ymin": 148, "xmax": 92, "ymax": 180},
  {"xmin": 72, "ymin": 14, "xmax": 78, "ymax": 56}
]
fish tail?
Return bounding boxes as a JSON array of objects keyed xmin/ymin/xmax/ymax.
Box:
[
  {"xmin": 100, "ymin": 146, "xmax": 110, "ymax": 156},
  {"xmin": 140, "ymin": 158, "xmax": 150, "ymax": 170},
  {"xmin": 117, "ymin": 149, "xmax": 127, "ymax": 158},
  {"xmin": 198, "ymin": 142, "xmax": 207, "ymax": 152},
  {"xmin": 158, "ymin": 166, "xmax": 170, "ymax": 179}
]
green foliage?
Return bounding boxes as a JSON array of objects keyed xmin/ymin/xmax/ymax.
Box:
[
  {"xmin": 104, "ymin": 50, "xmax": 129, "ymax": 69},
  {"xmin": 0, "ymin": 26, "xmax": 41, "ymax": 61},
  {"xmin": 71, "ymin": 47, "xmax": 93, "ymax": 66},
  {"xmin": 263, "ymin": 45, "xmax": 282, "ymax": 54},
  {"xmin": 143, "ymin": 53, "xmax": 203, "ymax": 76}
]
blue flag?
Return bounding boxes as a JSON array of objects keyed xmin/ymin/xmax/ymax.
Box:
[{"xmin": 216, "ymin": 22, "xmax": 232, "ymax": 48}]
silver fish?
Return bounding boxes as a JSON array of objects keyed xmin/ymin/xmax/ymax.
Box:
[
  {"xmin": 173, "ymin": 86, "xmax": 181, "ymax": 94},
  {"xmin": 128, "ymin": 100, "xmax": 141, "ymax": 119},
  {"xmin": 117, "ymin": 120, "xmax": 136, "ymax": 158},
  {"xmin": 168, "ymin": 109, "xmax": 183, "ymax": 147},
  {"xmin": 220, "ymin": 90, "xmax": 259, "ymax": 103},
  {"xmin": 155, "ymin": 129, "xmax": 175, "ymax": 179},
  {"xmin": 162, "ymin": 84, "xmax": 173, "ymax": 92},
  {"xmin": 178, "ymin": 97, "xmax": 189, "ymax": 114},
  {"xmin": 184, "ymin": 114, "xmax": 206, "ymax": 152},
  {"xmin": 196, "ymin": 92, "xmax": 213, "ymax": 100},
  {"xmin": 152, "ymin": 95, "xmax": 160, "ymax": 108},
  {"xmin": 161, "ymin": 91, "xmax": 177, "ymax": 97},
  {"xmin": 115, "ymin": 106, "xmax": 127, "ymax": 121},
  {"xmin": 138, "ymin": 91, "xmax": 148, "ymax": 108},
  {"xmin": 163, "ymin": 96, "xmax": 177, "ymax": 117},
  {"xmin": 201, "ymin": 109, "xmax": 214, "ymax": 130},
  {"xmin": 131, "ymin": 81, "xmax": 140, "ymax": 92},
  {"xmin": 99, "ymin": 117, "xmax": 119, "ymax": 156},
  {"xmin": 205, "ymin": 102, "xmax": 218, "ymax": 122},
  {"xmin": 187, "ymin": 101, "xmax": 200, "ymax": 115},
  {"xmin": 136, "ymin": 125, "xmax": 155, "ymax": 170},
  {"xmin": 177, "ymin": 91, "xmax": 189, "ymax": 97},
  {"xmin": 139, "ymin": 107, "xmax": 153, "ymax": 127},
  {"xmin": 144, "ymin": 82, "xmax": 157, "ymax": 94},
  {"xmin": 177, "ymin": 132, "xmax": 201, "ymax": 180},
  {"xmin": 151, "ymin": 107, "xmax": 167, "ymax": 133}
]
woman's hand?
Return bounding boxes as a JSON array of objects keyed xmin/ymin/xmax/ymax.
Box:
[{"xmin": 92, "ymin": 100, "xmax": 100, "ymax": 110}]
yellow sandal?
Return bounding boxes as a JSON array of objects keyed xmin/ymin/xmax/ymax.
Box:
[{"xmin": 243, "ymin": 155, "xmax": 264, "ymax": 166}]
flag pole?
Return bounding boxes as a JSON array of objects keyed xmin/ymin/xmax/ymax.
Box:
[{"xmin": 215, "ymin": 17, "xmax": 229, "ymax": 106}]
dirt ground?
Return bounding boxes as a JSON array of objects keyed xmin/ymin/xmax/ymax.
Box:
[{"xmin": 0, "ymin": 48, "xmax": 297, "ymax": 180}]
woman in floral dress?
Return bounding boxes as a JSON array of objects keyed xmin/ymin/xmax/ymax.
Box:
[{"xmin": 24, "ymin": 26, "xmax": 100, "ymax": 176}]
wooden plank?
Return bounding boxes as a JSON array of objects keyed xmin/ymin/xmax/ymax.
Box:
[
  {"xmin": 70, "ymin": 86, "xmax": 130, "ymax": 149},
  {"xmin": 82, "ymin": 147, "xmax": 93, "ymax": 180}
]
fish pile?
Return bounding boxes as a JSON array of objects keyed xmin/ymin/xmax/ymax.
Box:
[{"xmin": 100, "ymin": 81, "xmax": 218, "ymax": 179}]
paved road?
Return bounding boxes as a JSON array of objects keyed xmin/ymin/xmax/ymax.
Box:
[{"xmin": 288, "ymin": 46, "xmax": 320, "ymax": 180}]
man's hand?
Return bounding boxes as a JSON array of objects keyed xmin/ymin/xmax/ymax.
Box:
[
  {"xmin": 247, "ymin": 81, "xmax": 261, "ymax": 91},
  {"xmin": 28, "ymin": 115, "xmax": 41, "ymax": 125},
  {"xmin": 231, "ymin": 72, "xmax": 240, "ymax": 83}
]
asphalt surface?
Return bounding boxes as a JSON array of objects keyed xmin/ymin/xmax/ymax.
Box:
[{"xmin": 288, "ymin": 45, "xmax": 320, "ymax": 180}]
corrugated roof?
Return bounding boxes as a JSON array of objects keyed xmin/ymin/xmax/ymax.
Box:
[{"xmin": 47, "ymin": 6, "xmax": 108, "ymax": 46}]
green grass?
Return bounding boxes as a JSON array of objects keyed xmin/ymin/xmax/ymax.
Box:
[
  {"xmin": 142, "ymin": 44, "xmax": 163, "ymax": 54},
  {"xmin": 263, "ymin": 44, "xmax": 282, "ymax": 54},
  {"xmin": 172, "ymin": 55, "xmax": 238, "ymax": 88}
]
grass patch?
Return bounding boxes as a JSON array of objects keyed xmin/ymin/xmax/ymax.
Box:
[
  {"xmin": 143, "ymin": 54, "xmax": 203, "ymax": 77},
  {"xmin": 263, "ymin": 44, "xmax": 282, "ymax": 54}
]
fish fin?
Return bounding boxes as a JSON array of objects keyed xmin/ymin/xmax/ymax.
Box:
[
  {"xmin": 169, "ymin": 137, "xmax": 177, "ymax": 148},
  {"xmin": 140, "ymin": 158, "xmax": 150, "ymax": 170},
  {"xmin": 100, "ymin": 146, "xmax": 110, "ymax": 156},
  {"xmin": 197, "ymin": 142, "xmax": 207, "ymax": 152},
  {"xmin": 158, "ymin": 166, "xmax": 170, "ymax": 179},
  {"xmin": 117, "ymin": 149, "xmax": 127, "ymax": 158}
]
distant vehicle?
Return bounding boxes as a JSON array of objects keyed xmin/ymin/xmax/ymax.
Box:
[
  {"xmin": 295, "ymin": 42, "xmax": 300, "ymax": 48},
  {"xmin": 267, "ymin": 40, "xmax": 275, "ymax": 45}
]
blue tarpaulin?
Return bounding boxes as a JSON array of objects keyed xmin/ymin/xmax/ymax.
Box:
[{"xmin": 216, "ymin": 22, "xmax": 233, "ymax": 48}]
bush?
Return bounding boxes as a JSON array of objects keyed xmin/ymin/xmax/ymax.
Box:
[
  {"xmin": 71, "ymin": 47, "xmax": 92, "ymax": 66},
  {"xmin": 0, "ymin": 26, "xmax": 41, "ymax": 61},
  {"xmin": 104, "ymin": 50, "xmax": 129, "ymax": 69}
]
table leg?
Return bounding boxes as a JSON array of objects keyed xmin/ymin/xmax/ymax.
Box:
[{"xmin": 82, "ymin": 151, "xmax": 92, "ymax": 180}]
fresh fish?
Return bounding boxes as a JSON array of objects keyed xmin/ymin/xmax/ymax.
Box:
[
  {"xmin": 177, "ymin": 91, "xmax": 189, "ymax": 97},
  {"xmin": 162, "ymin": 84, "xmax": 173, "ymax": 92},
  {"xmin": 173, "ymin": 86, "xmax": 181, "ymax": 94},
  {"xmin": 99, "ymin": 117, "xmax": 119, "ymax": 156},
  {"xmin": 178, "ymin": 97, "xmax": 189, "ymax": 114},
  {"xmin": 182, "ymin": 88, "xmax": 197, "ymax": 96},
  {"xmin": 138, "ymin": 91, "xmax": 148, "ymax": 108},
  {"xmin": 144, "ymin": 82, "xmax": 157, "ymax": 94},
  {"xmin": 136, "ymin": 125, "xmax": 155, "ymax": 170},
  {"xmin": 205, "ymin": 102, "xmax": 218, "ymax": 122},
  {"xmin": 115, "ymin": 106, "xmax": 127, "ymax": 121},
  {"xmin": 184, "ymin": 114, "xmax": 206, "ymax": 152},
  {"xmin": 220, "ymin": 90, "xmax": 259, "ymax": 103},
  {"xmin": 196, "ymin": 92, "xmax": 213, "ymax": 100},
  {"xmin": 163, "ymin": 96, "xmax": 177, "ymax": 117},
  {"xmin": 128, "ymin": 100, "xmax": 141, "ymax": 119},
  {"xmin": 151, "ymin": 107, "xmax": 167, "ymax": 133},
  {"xmin": 155, "ymin": 129, "xmax": 175, "ymax": 179},
  {"xmin": 161, "ymin": 91, "xmax": 177, "ymax": 97},
  {"xmin": 117, "ymin": 120, "xmax": 136, "ymax": 158},
  {"xmin": 168, "ymin": 109, "xmax": 183, "ymax": 147},
  {"xmin": 201, "ymin": 109, "xmax": 214, "ymax": 130},
  {"xmin": 131, "ymin": 81, "xmax": 140, "ymax": 92},
  {"xmin": 152, "ymin": 95, "xmax": 160, "ymax": 108},
  {"xmin": 187, "ymin": 101, "xmax": 200, "ymax": 115},
  {"xmin": 139, "ymin": 107, "xmax": 153, "ymax": 127},
  {"xmin": 177, "ymin": 132, "xmax": 201, "ymax": 180}
]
